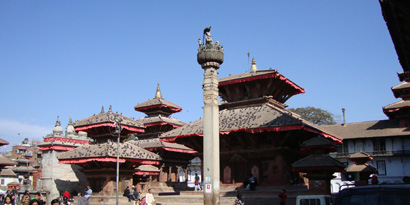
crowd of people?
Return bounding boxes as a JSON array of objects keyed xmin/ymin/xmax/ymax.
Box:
[
  {"xmin": 0, "ymin": 186, "xmax": 92, "ymax": 205},
  {"xmin": 122, "ymin": 186, "xmax": 156, "ymax": 205},
  {"xmin": 0, "ymin": 185, "xmax": 161, "ymax": 205},
  {"xmin": 1, "ymin": 189, "xmax": 46, "ymax": 205}
]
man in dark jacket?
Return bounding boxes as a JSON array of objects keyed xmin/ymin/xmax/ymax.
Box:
[
  {"xmin": 123, "ymin": 186, "xmax": 131, "ymax": 202},
  {"xmin": 32, "ymin": 192, "xmax": 46, "ymax": 205},
  {"xmin": 278, "ymin": 189, "xmax": 287, "ymax": 205}
]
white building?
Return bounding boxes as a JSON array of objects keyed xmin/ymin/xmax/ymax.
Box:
[
  {"xmin": 38, "ymin": 116, "xmax": 91, "ymax": 203},
  {"xmin": 324, "ymin": 119, "xmax": 410, "ymax": 193},
  {"xmin": 0, "ymin": 169, "xmax": 18, "ymax": 190}
]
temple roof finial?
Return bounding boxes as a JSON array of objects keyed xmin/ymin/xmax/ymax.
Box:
[
  {"xmin": 109, "ymin": 105, "xmax": 113, "ymax": 113},
  {"xmin": 66, "ymin": 115, "xmax": 75, "ymax": 134},
  {"xmin": 154, "ymin": 83, "xmax": 162, "ymax": 99},
  {"xmin": 53, "ymin": 115, "xmax": 63, "ymax": 134},
  {"xmin": 250, "ymin": 57, "xmax": 258, "ymax": 73},
  {"xmin": 101, "ymin": 106, "xmax": 105, "ymax": 113},
  {"xmin": 55, "ymin": 116, "xmax": 61, "ymax": 127}
]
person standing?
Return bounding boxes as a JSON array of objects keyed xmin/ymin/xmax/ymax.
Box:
[
  {"xmin": 145, "ymin": 189, "xmax": 155, "ymax": 205},
  {"xmin": 278, "ymin": 189, "xmax": 287, "ymax": 205},
  {"xmin": 194, "ymin": 173, "xmax": 201, "ymax": 191},
  {"xmin": 135, "ymin": 190, "xmax": 142, "ymax": 205}
]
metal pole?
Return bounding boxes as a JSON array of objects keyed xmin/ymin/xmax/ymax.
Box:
[{"xmin": 116, "ymin": 123, "xmax": 121, "ymax": 205}]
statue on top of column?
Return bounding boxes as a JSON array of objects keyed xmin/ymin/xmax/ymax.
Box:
[
  {"xmin": 198, "ymin": 26, "xmax": 223, "ymax": 53},
  {"xmin": 197, "ymin": 26, "xmax": 224, "ymax": 68},
  {"xmin": 202, "ymin": 25, "xmax": 212, "ymax": 45}
]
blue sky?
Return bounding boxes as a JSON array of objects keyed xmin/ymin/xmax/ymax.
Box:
[{"xmin": 0, "ymin": 1, "xmax": 402, "ymax": 151}]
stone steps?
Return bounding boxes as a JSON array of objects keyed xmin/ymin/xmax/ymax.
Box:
[{"xmin": 74, "ymin": 185, "xmax": 306, "ymax": 205}]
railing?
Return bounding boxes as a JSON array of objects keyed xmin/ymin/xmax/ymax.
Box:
[
  {"xmin": 330, "ymin": 150, "xmax": 410, "ymax": 158},
  {"xmin": 392, "ymin": 150, "xmax": 410, "ymax": 155}
]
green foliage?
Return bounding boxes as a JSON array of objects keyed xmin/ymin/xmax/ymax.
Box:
[
  {"xmin": 124, "ymin": 134, "xmax": 137, "ymax": 142},
  {"xmin": 288, "ymin": 106, "xmax": 336, "ymax": 125}
]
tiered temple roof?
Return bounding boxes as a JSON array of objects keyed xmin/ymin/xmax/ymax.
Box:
[
  {"xmin": 383, "ymin": 74, "xmax": 410, "ymax": 120},
  {"xmin": 134, "ymin": 84, "xmax": 187, "ymax": 140},
  {"xmin": 134, "ymin": 84, "xmax": 183, "ymax": 117},
  {"xmin": 293, "ymin": 137, "xmax": 344, "ymax": 172},
  {"xmin": 219, "ymin": 58, "xmax": 305, "ymax": 107},
  {"xmin": 130, "ymin": 84, "xmax": 195, "ymax": 186},
  {"xmin": 74, "ymin": 106, "xmax": 145, "ymax": 143},
  {"xmin": 58, "ymin": 106, "xmax": 161, "ymax": 166},
  {"xmin": 380, "ymin": 0, "xmax": 410, "ymax": 121},
  {"xmin": 346, "ymin": 152, "xmax": 378, "ymax": 178}
]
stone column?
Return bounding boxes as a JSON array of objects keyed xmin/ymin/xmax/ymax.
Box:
[
  {"xmin": 197, "ymin": 28, "xmax": 224, "ymax": 205},
  {"xmin": 168, "ymin": 166, "xmax": 171, "ymax": 182},
  {"xmin": 159, "ymin": 165, "xmax": 165, "ymax": 182},
  {"xmin": 185, "ymin": 167, "xmax": 188, "ymax": 182}
]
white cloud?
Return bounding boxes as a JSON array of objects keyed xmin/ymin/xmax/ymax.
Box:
[{"xmin": 0, "ymin": 119, "xmax": 51, "ymax": 152}]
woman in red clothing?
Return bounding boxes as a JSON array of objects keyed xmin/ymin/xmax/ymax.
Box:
[
  {"xmin": 63, "ymin": 190, "xmax": 70, "ymax": 199},
  {"xmin": 63, "ymin": 190, "xmax": 70, "ymax": 204},
  {"xmin": 277, "ymin": 189, "xmax": 287, "ymax": 205}
]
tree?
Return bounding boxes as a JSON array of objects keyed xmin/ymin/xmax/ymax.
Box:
[{"xmin": 288, "ymin": 106, "xmax": 337, "ymax": 125}]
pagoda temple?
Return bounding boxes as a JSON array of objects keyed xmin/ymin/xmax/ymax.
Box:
[
  {"xmin": 161, "ymin": 58, "xmax": 342, "ymax": 187},
  {"xmin": 292, "ymin": 137, "xmax": 345, "ymax": 194},
  {"xmin": 133, "ymin": 83, "xmax": 186, "ymax": 140},
  {"xmin": 345, "ymin": 152, "xmax": 378, "ymax": 186},
  {"xmin": 57, "ymin": 106, "xmax": 161, "ymax": 195},
  {"xmin": 38, "ymin": 116, "xmax": 91, "ymax": 203},
  {"xmin": 131, "ymin": 84, "xmax": 196, "ymax": 191},
  {"xmin": 383, "ymin": 72, "xmax": 410, "ymax": 124}
]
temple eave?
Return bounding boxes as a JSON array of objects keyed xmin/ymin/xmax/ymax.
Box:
[{"xmin": 161, "ymin": 125, "xmax": 341, "ymax": 144}]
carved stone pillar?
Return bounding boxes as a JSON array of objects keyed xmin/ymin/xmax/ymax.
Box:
[{"xmin": 197, "ymin": 27, "xmax": 224, "ymax": 205}]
